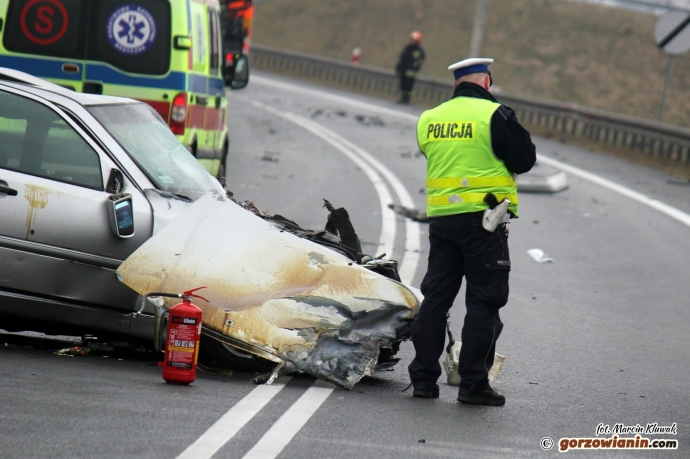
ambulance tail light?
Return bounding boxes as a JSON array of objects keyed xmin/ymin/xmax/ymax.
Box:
[{"xmin": 170, "ymin": 92, "xmax": 188, "ymax": 135}]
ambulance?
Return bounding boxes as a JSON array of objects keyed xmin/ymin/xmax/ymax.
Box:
[{"xmin": 0, "ymin": 0, "xmax": 248, "ymax": 179}]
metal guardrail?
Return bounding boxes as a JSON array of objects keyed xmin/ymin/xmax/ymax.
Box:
[{"xmin": 251, "ymin": 45, "xmax": 690, "ymax": 166}]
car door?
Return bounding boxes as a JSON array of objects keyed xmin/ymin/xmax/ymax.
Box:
[{"xmin": 0, "ymin": 87, "xmax": 152, "ymax": 311}]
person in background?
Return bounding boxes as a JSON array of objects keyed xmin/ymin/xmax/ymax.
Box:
[
  {"xmin": 395, "ymin": 31, "xmax": 425, "ymax": 104},
  {"xmin": 408, "ymin": 58, "xmax": 536, "ymax": 406}
]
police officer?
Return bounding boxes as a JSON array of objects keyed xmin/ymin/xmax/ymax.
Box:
[
  {"xmin": 395, "ymin": 31, "xmax": 425, "ymax": 104},
  {"xmin": 408, "ymin": 58, "xmax": 536, "ymax": 405}
]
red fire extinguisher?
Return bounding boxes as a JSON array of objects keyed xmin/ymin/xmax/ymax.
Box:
[{"xmin": 146, "ymin": 287, "xmax": 207, "ymax": 385}]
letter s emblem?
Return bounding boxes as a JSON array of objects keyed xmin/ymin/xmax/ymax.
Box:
[{"xmin": 35, "ymin": 6, "xmax": 54, "ymax": 34}]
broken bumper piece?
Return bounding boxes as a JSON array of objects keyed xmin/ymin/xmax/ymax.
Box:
[
  {"xmin": 517, "ymin": 160, "xmax": 569, "ymax": 193},
  {"xmin": 117, "ymin": 192, "xmax": 420, "ymax": 390}
]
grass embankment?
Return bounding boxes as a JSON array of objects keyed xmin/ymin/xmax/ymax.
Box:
[{"xmin": 253, "ymin": 0, "xmax": 690, "ymax": 129}]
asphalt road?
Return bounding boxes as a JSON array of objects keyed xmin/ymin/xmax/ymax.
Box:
[{"xmin": 1, "ymin": 72, "xmax": 688, "ymax": 458}]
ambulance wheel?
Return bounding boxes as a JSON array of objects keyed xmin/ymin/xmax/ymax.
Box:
[
  {"xmin": 191, "ymin": 139, "xmax": 198, "ymax": 158},
  {"xmin": 216, "ymin": 139, "xmax": 228, "ymax": 181}
]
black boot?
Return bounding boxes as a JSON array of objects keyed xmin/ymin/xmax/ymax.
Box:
[
  {"xmin": 397, "ymin": 94, "xmax": 410, "ymax": 104},
  {"xmin": 457, "ymin": 384, "xmax": 505, "ymax": 406},
  {"xmin": 413, "ymin": 383, "xmax": 439, "ymax": 398}
]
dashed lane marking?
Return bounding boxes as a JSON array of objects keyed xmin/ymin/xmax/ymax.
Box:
[
  {"xmin": 175, "ymin": 377, "xmax": 291, "ymax": 459},
  {"xmin": 242, "ymin": 380, "xmax": 335, "ymax": 459}
]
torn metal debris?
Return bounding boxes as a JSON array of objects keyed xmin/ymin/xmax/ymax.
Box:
[
  {"xmin": 517, "ymin": 160, "xmax": 569, "ymax": 193},
  {"xmin": 354, "ymin": 114, "xmax": 385, "ymax": 126},
  {"xmin": 388, "ymin": 203, "xmax": 430, "ymax": 223},
  {"xmin": 117, "ymin": 192, "xmax": 420, "ymax": 389}
]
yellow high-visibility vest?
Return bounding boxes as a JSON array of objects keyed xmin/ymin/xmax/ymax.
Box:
[{"xmin": 417, "ymin": 96, "xmax": 519, "ymax": 217}]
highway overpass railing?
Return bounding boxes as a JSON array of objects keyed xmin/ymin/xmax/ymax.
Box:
[{"xmin": 251, "ymin": 45, "xmax": 690, "ymax": 167}]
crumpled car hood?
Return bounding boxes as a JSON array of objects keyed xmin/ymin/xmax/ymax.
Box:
[{"xmin": 117, "ymin": 191, "xmax": 419, "ymax": 389}]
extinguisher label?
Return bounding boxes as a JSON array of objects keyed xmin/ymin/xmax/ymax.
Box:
[
  {"xmin": 172, "ymin": 316, "xmax": 198, "ymax": 325},
  {"xmin": 167, "ymin": 318, "xmax": 198, "ymax": 368}
]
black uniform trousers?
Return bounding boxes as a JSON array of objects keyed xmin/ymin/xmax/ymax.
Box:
[
  {"xmin": 400, "ymin": 75, "xmax": 416, "ymax": 93},
  {"xmin": 408, "ymin": 211, "xmax": 510, "ymax": 390},
  {"xmin": 399, "ymin": 76, "xmax": 415, "ymax": 101}
]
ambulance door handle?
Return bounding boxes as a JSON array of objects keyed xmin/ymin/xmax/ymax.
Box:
[
  {"xmin": 197, "ymin": 96, "xmax": 209, "ymax": 106},
  {"xmin": 62, "ymin": 63, "xmax": 80, "ymax": 74}
]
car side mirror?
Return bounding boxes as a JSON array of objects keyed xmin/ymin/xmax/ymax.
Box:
[
  {"xmin": 107, "ymin": 194, "xmax": 135, "ymax": 238},
  {"xmin": 106, "ymin": 169, "xmax": 124, "ymax": 194},
  {"xmin": 225, "ymin": 54, "xmax": 249, "ymax": 90}
]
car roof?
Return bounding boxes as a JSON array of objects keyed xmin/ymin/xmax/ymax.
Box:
[{"xmin": 0, "ymin": 67, "xmax": 139, "ymax": 107}]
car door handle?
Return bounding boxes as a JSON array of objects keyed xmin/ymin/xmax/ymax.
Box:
[
  {"xmin": 197, "ymin": 95, "xmax": 209, "ymax": 105},
  {"xmin": 0, "ymin": 184, "xmax": 18, "ymax": 196}
]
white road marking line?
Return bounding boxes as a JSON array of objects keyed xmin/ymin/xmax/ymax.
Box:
[
  {"xmin": 254, "ymin": 74, "xmax": 690, "ymax": 230},
  {"xmin": 242, "ymin": 380, "xmax": 335, "ymax": 459},
  {"xmin": 537, "ymin": 154, "xmax": 690, "ymax": 227},
  {"xmin": 239, "ymin": 96, "xmax": 421, "ymax": 284},
  {"xmin": 246, "ymin": 98, "xmax": 397, "ymax": 266},
  {"xmin": 314, "ymin": 130, "xmax": 421, "ymax": 284},
  {"xmin": 175, "ymin": 378, "xmax": 291, "ymax": 459}
]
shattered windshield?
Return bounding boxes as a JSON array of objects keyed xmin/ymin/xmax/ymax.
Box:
[{"xmin": 88, "ymin": 103, "xmax": 217, "ymax": 201}]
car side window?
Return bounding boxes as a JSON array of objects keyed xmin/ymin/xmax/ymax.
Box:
[{"xmin": 0, "ymin": 91, "xmax": 103, "ymax": 190}]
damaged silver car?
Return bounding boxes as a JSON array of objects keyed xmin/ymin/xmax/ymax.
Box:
[{"xmin": 0, "ymin": 69, "xmax": 419, "ymax": 389}]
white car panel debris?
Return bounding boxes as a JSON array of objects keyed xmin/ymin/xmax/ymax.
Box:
[
  {"xmin": 527, "ymin": 248, "xmax": 555, "ymax": 263},
  {"xmin": 117, "ymin": 191, "xmax": 420, "ymax": 389},
  {"xmin": 443, "ymin": 341, "xmax": 505, "ymax": 386}
]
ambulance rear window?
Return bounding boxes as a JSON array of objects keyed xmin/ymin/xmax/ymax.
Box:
[
  {"xmin": 3, "ymin": 0, "xmax": 87, "ymax": 59},
  {"xmin": 3, "ymin": 0, "xmax": 171, "ymax": 75}
]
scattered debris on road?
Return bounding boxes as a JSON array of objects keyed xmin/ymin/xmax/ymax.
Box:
[
  {"xmin": 667, "ymin": 179, "xmax": 690, "ymax": 186},
  {"xmin": 518, "ymin": 160, "xmax": 569, "ymax": 193},
  {"xmin": 388, "ymin": 203, "xmax": 430, "ymax": 223},
  {"xmin": 527, "ymin": 248, "xmax": 554, "ymax": 263},
  {"xmin": 260, "ymin": 151, "xmax": 280, "ymax": 163},
  {"xmin": 55, "ymin": 346, "xmax": 89, "ymax": 356},
  {"xmin": 354, "ymin": 114, "xmax": 385, "ymax": 126},
  {"xmin": 443, "ymin": 341, "xmax": 505, "ymax": 386}
]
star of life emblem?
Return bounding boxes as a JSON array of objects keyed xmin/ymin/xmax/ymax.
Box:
[{"xmin": 107, "ymin": 5, "xmax": 157, "ymax": 55}]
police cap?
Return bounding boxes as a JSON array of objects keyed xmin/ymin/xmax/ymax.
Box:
[{"xmin": 448, "ymin": 58, "xmax": 494, "ymax": 80}]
